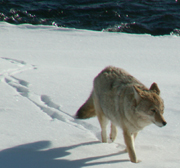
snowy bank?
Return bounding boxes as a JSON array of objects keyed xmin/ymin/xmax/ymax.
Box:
[{"xmin": 0, "ymin": 22, "xmax": 180, "ymax": 168}]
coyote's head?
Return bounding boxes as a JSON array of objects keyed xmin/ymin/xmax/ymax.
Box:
[{"xmin": 133, "ymin": 83, "xmax": 167, "ymax": 127}]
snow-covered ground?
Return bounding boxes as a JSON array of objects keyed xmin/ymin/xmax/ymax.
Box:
[{"xmin": 0, "ymin": 22, "xmax": 180, "ymax": 168}]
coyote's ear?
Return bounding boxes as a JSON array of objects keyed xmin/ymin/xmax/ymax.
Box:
[
  {"xmin": 149, "ymin": 82, "xmax": 160, "ymax": 95},
  {"xmin": 133, "ymin": 85, "xmax": 143, "ymax": 105}
]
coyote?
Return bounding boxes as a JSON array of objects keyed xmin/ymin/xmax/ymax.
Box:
[{"xmin": 76, "ymin": 66, "xmax": 166, "ymax": 163}]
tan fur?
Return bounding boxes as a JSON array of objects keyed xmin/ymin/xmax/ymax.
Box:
[{"xmin": 75, "ymin": 66, "xmax": 166, "ymax": 163}]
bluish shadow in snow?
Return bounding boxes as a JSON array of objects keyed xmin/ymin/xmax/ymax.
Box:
[
  {"xmin": 1, "ymin": 57, "xmax": 26, "ymax": 65},
  {"xmin": 0, "ymin": 141, "xmax": 128, "ymax": 168}
]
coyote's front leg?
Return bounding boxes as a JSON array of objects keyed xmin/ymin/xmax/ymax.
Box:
[{"xmin": 123, "ymin": 131, "xmax": 140, "ymax": 163}]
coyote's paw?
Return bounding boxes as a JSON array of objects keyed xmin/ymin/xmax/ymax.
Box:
[
  {"xmin": 109, "ymin": 136, "xmax": 116, "ymax": 142},
  {"xmin": 131, "ymin": 159, "xmax": 141, "ymax": 163}
]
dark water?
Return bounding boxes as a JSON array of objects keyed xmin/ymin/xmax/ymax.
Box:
[{"xmin": 0, "ymin": 0, "xmax": 180, "ymax": 35}]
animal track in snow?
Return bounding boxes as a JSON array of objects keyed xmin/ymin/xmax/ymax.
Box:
[
  {"xmin": 1, "ymin": 57, "xmax": 26, "ymax": 66},
  {"xmin": 4, "ymin": 76, "xmax": 76, "ymax": 124},
  {"xmin": 1, "ymin": 57, "xmax": 100, "ymax": 140},
  {"xmin": 41, "ymin": 95, "xmax": 72, "ymax": 118},
  {"xmin": 41, "ymin": 95, "xmax": 60, "ymax": 111},
  {"xmin": 11, "ymin": 76, "xmax": 29, "ymax": 87},
  {"xmin": 40, "ymin": 94, "xmax": 100, "ymax": 137},
  {"xmin": 6, "ymin": 76, "xmax": 99, "ymax": 136},
  {"xmin": 0, "ymin": 57, "xmax": 36, "ymax": 78}
]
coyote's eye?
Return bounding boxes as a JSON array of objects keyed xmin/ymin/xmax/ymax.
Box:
[{"xmin": 151, "ymin": 109, "xmax": 156, "ymax": 113}]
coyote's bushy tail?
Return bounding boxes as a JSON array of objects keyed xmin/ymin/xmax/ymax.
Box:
[{"xmin": 75, "ymin": 92, "xmax": 96, "ymax": 119}]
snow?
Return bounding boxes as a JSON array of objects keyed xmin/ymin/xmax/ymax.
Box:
[{"xmin": 0, "ymin": 21, "xmax": 180, "ymax": 168}]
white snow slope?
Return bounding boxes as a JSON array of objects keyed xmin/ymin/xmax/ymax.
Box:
[{"xmin": 0, "ymin": 22, "xmax": 180, "ymax": 168}]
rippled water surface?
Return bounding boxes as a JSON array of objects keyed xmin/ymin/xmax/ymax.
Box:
[{"xmin": 0, "ymin": 0, "xmax": 180, "ymax": 35}]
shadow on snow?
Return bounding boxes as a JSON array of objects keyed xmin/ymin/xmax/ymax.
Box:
[{"xmin": 0, "ymin": 141, "xmax": 128, "ymax": 168}]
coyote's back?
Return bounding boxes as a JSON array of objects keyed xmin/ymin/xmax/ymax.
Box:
[{"xmin": 76, "ymin": 66, "xmax": 142, "ymax": 119}]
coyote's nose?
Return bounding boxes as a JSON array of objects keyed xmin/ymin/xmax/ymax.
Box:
[{"xmin": 162, "ymin": 121, "xmax": 167, "ymax": 126}]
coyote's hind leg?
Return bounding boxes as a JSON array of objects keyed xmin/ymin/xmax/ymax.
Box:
[{"xmin": 110, "ymin": 123, "xmax": 117, "ymax": 142}]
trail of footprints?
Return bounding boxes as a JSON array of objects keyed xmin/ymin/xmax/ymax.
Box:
[{"xmin": 1, "ymin": 57, "xmax": 99, "ymax": 139}]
